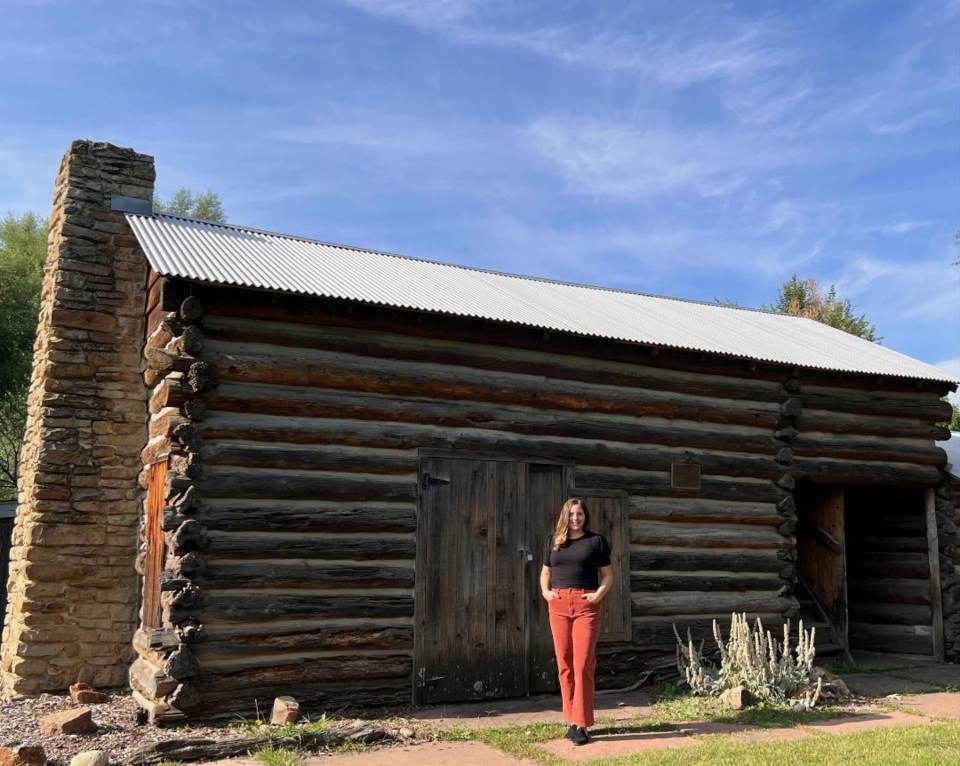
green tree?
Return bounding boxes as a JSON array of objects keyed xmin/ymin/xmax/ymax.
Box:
[
  {"xmin": 0, "ymin": 211, "xmax": 47, "ymax": 500},
  {"xmin": 153, "ymin": 187, "xmax": 227, "ymax": 223},
  {"xmin": 0, "ymin": 212, "xmax": 46, "ymax": 394},
  {"xmin": 949, "ymin": 403, "xmax": 960, "ymax": 432},
  {"xmin": 766, "ymin": 274, "xmax": 879, "ymax": 342}
]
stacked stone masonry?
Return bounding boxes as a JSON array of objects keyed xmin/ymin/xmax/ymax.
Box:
[{"xmin": 1, "ymin": 141, "xmax": 155, "ymax": 694}]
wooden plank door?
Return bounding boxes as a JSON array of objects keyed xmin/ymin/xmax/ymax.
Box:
[
  {"xmin": 579, "ymin": 493, "xmax": 631, "ymax": 643},
  {"xmin": 414, "ymin": 456, "xmax": 528, "ymax": 704},
  {"xmin": 527, "ymin": 464, "xmax": 570, "ymax": 694},
  {"xmin": 797, "ymin": 484, "xmax": 848, "ymax": 641}
]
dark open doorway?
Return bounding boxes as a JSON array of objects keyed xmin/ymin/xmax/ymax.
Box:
[{"xmin": 795, "ymin": 480, "xmax": 936, "ymax": 659}]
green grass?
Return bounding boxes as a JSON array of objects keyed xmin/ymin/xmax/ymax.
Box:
[
  {"xmin": 439, "ymin": 721, "xmax": 960, "ymax": 766},
  {"xmin": 252, "ymin": 746, "xmax": 305, "ymax": 766},
  {"xmin": 646, "ymin": 694, "xmax": 844, "ymax": 728},
  {"xmin": 432, "ymin": 686, "xmax": 946, "ymax": 766}
]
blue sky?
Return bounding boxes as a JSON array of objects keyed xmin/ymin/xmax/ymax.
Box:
[{"xmin": 1, "ymin": 0, "xmax": 958, "ymax": 387}]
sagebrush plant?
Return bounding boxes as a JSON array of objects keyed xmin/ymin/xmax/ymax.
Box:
[{"xmin": 674, "ymin": 613, "xmax": 822, "ymax": 705}]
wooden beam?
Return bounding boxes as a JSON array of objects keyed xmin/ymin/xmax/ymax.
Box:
[
  {"xmin": 799, "ymin": 518, "xmax": 843, "ymax": 554},
  {"xmin": 925, "ymin": 487, "xmax": 945, "ymax": 662}
]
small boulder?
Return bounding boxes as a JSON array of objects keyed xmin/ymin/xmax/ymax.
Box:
[
  {"xmin": 0, "ymin": 745, "xmax": 46, "ymax": 766},
  {"xmin": 270, "ymin": 696, "xmax": 300, "ymax": 725},
  {"xmin": 70, "ymin": 752, "xmax": 109, "ymax": 766},
  {"xmin": 40, "ymin": 707, "xmax": 97, "ymax": 735},
  {"xmin": 70, "ymin": 684, "xmax": 106, "ymax": 705},
  {"xmin": 720, "ymin": 685, "xmax": 755, "ymax": 710},
  {"xmin": 811, "ymin": 666, "xmax": 851, "ymax": 701}
]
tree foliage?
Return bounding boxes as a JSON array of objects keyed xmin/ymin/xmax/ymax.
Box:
[
  {"xmin": 153, "ymin": 187, "xmax": 227, "ymax": 223},
  {"xmin": 0, "ymin": 385, "xmax": 27, "ymax": 500},
  {"xmin": 0, "ymin": 212, "xmax": 46, "ymax": 395},
  {"xmin": 0, "ymin": 212, "xmax": 47, "ymax": 500},
  {"xmin": 766, "ymin": 274, "xmax": 879, "ymax": 342}
]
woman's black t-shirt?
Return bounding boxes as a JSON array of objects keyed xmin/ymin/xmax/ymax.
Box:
[{"xmin": 543, "ymin": 532, "xmax": 611, "ymax": 589}]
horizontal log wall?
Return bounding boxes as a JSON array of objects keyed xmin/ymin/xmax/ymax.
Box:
[
  {"xmin": 183, "ymin": 287, "xmax": 806, "ymax": 712},
  {"xmin": 846, "ymin": 487, "xmax": 933, "ymax": 655},
  {"xmin": 134, "ymin": 279, "xmax": 955, "ymax": 715}
]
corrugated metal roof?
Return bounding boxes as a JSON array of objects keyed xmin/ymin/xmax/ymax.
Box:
[{"xmin": 127, "ymin": 213, "xmax": 958, "ymax": 384}]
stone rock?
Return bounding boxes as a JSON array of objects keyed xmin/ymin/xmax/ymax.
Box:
[
  {"xmin": 811, "ymin": 666, "xmax": 851, "ymax": 700},
  {"xmin": 720, "ymin": 685, "xmax": 755, "ymax": 710},
  {"xmin": 70, "ymin": 683, "xmax": 106, "ymax": 704},
  {"xmin": 270, "ymin": 696, "xmax": 300, "ymax": 725},
  {"xmin": 0, "ymin": 745, "xmax": 46, "ymax": 766},
  {"xmin": 70, "ymin": 752, "xmax": 108, "ymax": 766},
  {"xmin": 39, "ymin": 707, "xmax": 98, "ymax": 735}
]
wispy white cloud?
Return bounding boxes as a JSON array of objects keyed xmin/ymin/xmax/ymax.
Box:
[
  {"xmin": 526, "ymin": 116, "xmax": 794, "ymax": 203},
  {"xmin": 338, "ymin": 1, "xmax": 788, "ymax": 87},
  {"xmin": 869, "ymin": 110, "xmax": 945, "ymax": 136},
  {"xmin": 338, "ymin": 0, "xmax": 480, "ymax": 30},
  {"xmin": 867, "ymin": 219, "xmax": 935, "ymax": 236},
  {"xmin": 823, "ymin": 253, "xmax": 960, "ymax": 360}
]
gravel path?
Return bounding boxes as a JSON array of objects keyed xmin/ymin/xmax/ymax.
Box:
[{"xmin": 0, "ymin": 692, "xmax": 238, "ymax": 766}]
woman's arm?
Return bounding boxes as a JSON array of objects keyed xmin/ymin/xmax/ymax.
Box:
[
  {"xmin": 584, "ymin": 565, "xmax": 614, "ymax": 604},
  {"xmin": 540, "ymin": 565, "xmax": 558, "ymax": 601}
]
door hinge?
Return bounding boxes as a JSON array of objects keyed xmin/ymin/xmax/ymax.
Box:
[{"xmin": 421, "ymin": 472, "xmax": 451, "ymax": 491}]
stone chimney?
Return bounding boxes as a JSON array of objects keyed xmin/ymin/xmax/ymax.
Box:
[{"xmin": 1, "ymin": 141, "xmax": 155, "ymax": 693}]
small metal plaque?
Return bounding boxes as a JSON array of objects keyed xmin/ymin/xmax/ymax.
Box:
[
  {"xmin": 110, "ymin": 193, "xmax": 153, "ymax": 214},
  {"xmin": 671, "ymin": 463, "xmax": 701, "ymax": 490}
]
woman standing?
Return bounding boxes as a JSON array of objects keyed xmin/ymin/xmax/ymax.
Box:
[{"xmin": 540, "ymin": 498, "xmax": 613, "ymax": 746}]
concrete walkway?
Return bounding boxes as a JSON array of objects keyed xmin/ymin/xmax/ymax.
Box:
[{"xmin": 202, "ymin": 654, "xmax": 960, "ymax": 765}]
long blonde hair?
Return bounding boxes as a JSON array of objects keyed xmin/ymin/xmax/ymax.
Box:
[{"xmin": 552, "ymin": 498, "xmax": 589, "ymax": 551}]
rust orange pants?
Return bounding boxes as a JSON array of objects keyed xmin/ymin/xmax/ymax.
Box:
[{"xmin": 548, "ymin": 588, "xmax": 602, "ymax": 728}]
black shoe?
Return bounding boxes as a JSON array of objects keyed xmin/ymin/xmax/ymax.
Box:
[
  {"xmin": 571, "ymin": 726, "xmax": 590, "ymax": 746},
  {"xmin": 564, "ymin": 724, "xmax": 577, "ymax": 740}
]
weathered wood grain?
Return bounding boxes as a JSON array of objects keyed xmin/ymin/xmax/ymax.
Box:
[
  {"xmin": 197, "ymin": 500, "xmax": 417, "ymax": 533},
  {"xmin": 630, "ymin": 571, "xmax": 784, "ymax": 592},
  {"xmin": 630, "ymin": 497, "xmax": 783, "ymax": 526},
  {"xmin": 631, "ymin": 520, "xmax": 784, "ymax": 549},
  {"xmin": 631, "ymin": 591, "xmax": 791, "ymax": 617},
  {"xmin": 187, "ymin": 593, "xmax": 414, "ymax": 622},
  {"xmin": 204, "ymin": 380, "xmax": 778, "ymax": 454},
  {"xmin": 199, "ymin": 311, "xmax": 789, "ymax": 398},
  {"xmin": 630, "ymin": 546, "xmax": 784, "ymax": 574},
  {"xmin": 195, "ymin": 467, "xmax": 417, "ymax": 501},
  {"xmin": 204, "ymin": 531, "xmax": 414, "ymax": 559},
  {"xmin": 195, "ymin": 623, "xmax": 414, "ymax": 656},
  {"xmin": 204, "ymin": 562, "xmax": 414, "ymax": 589},
  {"xmin": 202, "ymin": 341, "xmax": 779, "ymax": 428}
]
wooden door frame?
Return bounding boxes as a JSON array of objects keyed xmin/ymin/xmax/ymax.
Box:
[{"xmin": 795, "ymin": 480, "xmax": 849, "ymax": 651}]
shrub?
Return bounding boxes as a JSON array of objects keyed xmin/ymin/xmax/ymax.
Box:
[{"xmin": 674, "ymin": 612, "xmax": 822, "ymax": 705}]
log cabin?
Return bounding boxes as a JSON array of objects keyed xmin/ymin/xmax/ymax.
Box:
[{"xmin": 2, "ymin": 141, "xmax": 958, "ymax": 721}]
